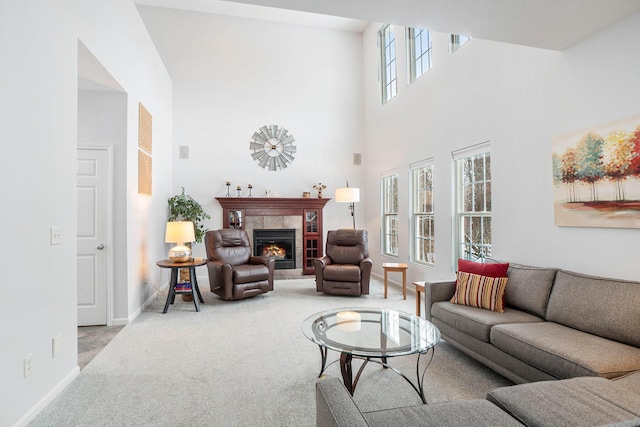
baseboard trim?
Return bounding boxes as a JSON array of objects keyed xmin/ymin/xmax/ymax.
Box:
[{"xmin": 13, "ymin": 366, "xmax": 80, "ymax": 427}]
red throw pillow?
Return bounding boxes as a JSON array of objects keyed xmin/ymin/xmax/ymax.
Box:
[{"xmin": 458, "ymin": 259, "xmax": 509, "ymax": 278}]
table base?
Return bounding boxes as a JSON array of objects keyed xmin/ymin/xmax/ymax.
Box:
[
  {"xmin": 315, "ymin": 345, "xmax": 435, "ymax": 404},
  {"xmin": 163, "ymin": 265, "xmax": 204, "ymax": 313}
]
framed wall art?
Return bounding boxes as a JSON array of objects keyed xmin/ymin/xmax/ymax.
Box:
[{"xmin": 552, "ymin": 115, "xmax": 640, "ymax": 228}]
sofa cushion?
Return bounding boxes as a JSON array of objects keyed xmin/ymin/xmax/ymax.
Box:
[
  {"xmin": 459, "ymin": 259, "xmax": 509, "ymax": 277},
  {"xmin": 491, "ymin": 322, "xmax": 640, "ymax": 379},
  {"xmin": 432, "ymin": 301, "xmax": 544, "ymax": 342},
  {"xmin": 487, "ymin": 376, "xmax": 640, "ymax": 427},
  {"xmin": 364, "ymin": 399, "xmax": 524, "ymax": 427},
  {"xmin": 545, "ymin": 270, "xmax": 640, "ymax": 348},
  {"xmin": 504, "ymin": 263, "xmax": 557, "ymax": 318},
  {"xmin": 450, "ymin": 271, "xmax": 509, "ymax": 312}
]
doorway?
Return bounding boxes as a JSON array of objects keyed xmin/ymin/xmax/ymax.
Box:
[{"xmin": 77, "ymin": 147, "xmax": 112, "ymax": 326}]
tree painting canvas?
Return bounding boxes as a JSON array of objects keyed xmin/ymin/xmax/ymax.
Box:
[{"xmin": 552, "ymin": 115, "xmax": 640, "ymax": 228}]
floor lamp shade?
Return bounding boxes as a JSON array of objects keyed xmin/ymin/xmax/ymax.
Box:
[
  {"xmin": 335, "ymin": 187, "xmax": 360, "ymax": 203},
  {"xmin": 335, "ymin": 187, "xmax": 360, "ymax": 228},
  {"xmin": 165, "ymin": 221, "xmax": 196, "ymax": 262}
]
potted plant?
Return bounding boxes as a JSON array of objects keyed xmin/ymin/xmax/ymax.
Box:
[
  {"xmin": 168, "ymin": 187, "xmax": 210, "ymax": 244},
  {"xmin": 168, "ymin": 188, "xmax": 210, "ymax": 296}
]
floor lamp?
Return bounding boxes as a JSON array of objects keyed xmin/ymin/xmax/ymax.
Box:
[{"xmin": 335, "ymin": 185, "xmax": 360, "ymax": 229}]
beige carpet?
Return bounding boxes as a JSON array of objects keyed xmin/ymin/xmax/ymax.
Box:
[{"xmin": 30, "ymin": 278, "xmax": 512, "ymax": 426}]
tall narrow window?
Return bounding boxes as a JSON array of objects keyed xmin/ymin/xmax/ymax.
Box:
[
  {"xmin": 381, "ymin": 172, "xmax": 398, "ymax": 256},
  {"xmin": 449, "ymin": 34, "xmax": 471, "ymax": 54},
  {"xmin": 378, "ymin": 25, "xmax": 397, "ymax": 104},
  {"xmin": 411, "ymin": 160, "xmax": 434, "ymax": 265},
  {"xmin": 454, "ymin": 145, "xmax": 491, "ymax": 262},
  {"xmin": 407, "ymin": 28, "xmax": 431, "ymax": 83}
]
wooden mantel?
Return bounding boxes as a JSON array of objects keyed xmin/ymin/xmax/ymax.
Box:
[
  {"xmin": 215, "ymin": 197, "xmax": 330, "ymax": 215},
  {"xmin": 214, "ymin": 197, "xmax": 331, "ymax": 274}
]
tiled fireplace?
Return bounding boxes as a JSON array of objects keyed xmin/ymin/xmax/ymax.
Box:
[{"xmin": 215, "ymin": 197, "xmax": 330, "ymax": 275}]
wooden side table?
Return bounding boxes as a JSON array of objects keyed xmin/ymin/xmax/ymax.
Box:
[
  {"xmin": 382, "ymin": 262, "xmax": 409, "ymax": 299},
  {"xmin": 156, "ymin": 258, "xmax": 207, "ymax": 313},
  {"xmin": 412, "ymin": 281, "xmax": 426, "ymax": 316}
]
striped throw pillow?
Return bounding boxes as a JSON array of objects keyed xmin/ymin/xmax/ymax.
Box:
[{"xmin": 450, "ymin": 271, "xmax": 509, "ymax": 313}]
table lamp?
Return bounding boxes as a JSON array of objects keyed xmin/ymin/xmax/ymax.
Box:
[
  {"xmin": 165, "ymin": 221, "xmax": 196, "ymax": 262},
  {"xmin": 335, "ymin": 182, "xmax": 360, "ymax": 229}
]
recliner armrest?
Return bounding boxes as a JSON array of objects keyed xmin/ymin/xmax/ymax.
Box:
[
  {"xmin": 359, "ymin": 257, "xmax": 372, "ymax": 269},
  {"xmin": 315, "ymin": 256, "xmax": 331, "ymax": 267},
  {"xmin": 249, "ymin": 255, "xmax": 272, "ymax": 267},
  {"xmin": 423, "ymin": 280, "xmax": 456, "ymax": 321}
]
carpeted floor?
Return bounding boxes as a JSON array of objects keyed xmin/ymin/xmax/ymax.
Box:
[{"xmin": 30, "ymin": 278, "xmax": 512, "ymax": 426}]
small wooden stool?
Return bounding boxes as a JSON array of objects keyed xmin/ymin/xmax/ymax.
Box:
[
  {"xmin": 382, "ymin": 262, "xmax": 408, "ymax": 299},
  {"xmin": 412, "ymin": 281, "xmax": 426, "ymax": 316}
]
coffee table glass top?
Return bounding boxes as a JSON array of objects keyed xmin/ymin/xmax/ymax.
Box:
[{"xmin": 302, "ymin": 307, "xmax": 441, "ymax": 358}]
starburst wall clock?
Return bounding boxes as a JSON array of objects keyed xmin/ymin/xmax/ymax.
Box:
[{"xmin": 249, "ymin": 125, "xmax": 297, "ymax": 171}]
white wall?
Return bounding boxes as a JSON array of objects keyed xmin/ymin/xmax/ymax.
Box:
[
  {"xmin": 137, "ymin": 6, "xmax": 365, "ymax": 258},
  {"xmin": 77, "ymin": 1, "xmax": 174, "ymax": 322},
  {"xmin": 0, "ymin": 1, "xmax": 172, "ymax": 425},
  {"xmin": 0, "ymin": 2, "xmax": 79, "ymax": 425},
  {"xmin": 362, "ymin": 13, "xmax": 640, "ymax": 285}
]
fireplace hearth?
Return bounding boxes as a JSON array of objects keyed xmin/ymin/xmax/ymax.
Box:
[{"xmin": 253, "ymin": 229, "xmax": 296, "ymax": 269}]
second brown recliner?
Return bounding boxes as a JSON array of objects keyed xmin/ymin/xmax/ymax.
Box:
[{"xmin": 314, "ymin": 229, "xmax": 372, "ymax": 296}]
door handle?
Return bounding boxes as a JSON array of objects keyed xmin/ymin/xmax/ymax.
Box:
[{"xmin": 96, "ymin": 244, "xmax": 105, "ymax": 250}]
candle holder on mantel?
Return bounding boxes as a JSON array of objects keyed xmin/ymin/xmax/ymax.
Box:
[
  {"xmin": 236, "ymin": 185, "xmax": 242, "ymax": 197},
  {"xmin": 225, "ymin": 182, "xmax": 231, "ymax": 197},
  {"xmin": 248, "ymin": 184, "xmax": 253, "ymax": 197}
]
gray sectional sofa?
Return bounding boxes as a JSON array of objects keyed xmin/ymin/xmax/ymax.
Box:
[
  {"xmin": 315, "ymin": 264, "xmax": 640, "ymax": 426},
  {"xmin": 315, "ymin": 371, "xmax": 640, "ymax": 426},
  {"xmin": 425, "ymin": 263, "xmax": 640, "ymax": 383}
]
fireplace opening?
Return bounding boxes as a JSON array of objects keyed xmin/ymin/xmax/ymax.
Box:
[{"xmin": 253, "ymin": 229, "xmax": 296, "ymax": 269}]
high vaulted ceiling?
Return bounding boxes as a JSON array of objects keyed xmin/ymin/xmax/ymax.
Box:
[{"xmin": 135, "ymin": 0, "xmax": 640, "ymax": 50}]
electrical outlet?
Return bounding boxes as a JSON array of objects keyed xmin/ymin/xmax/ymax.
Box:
[
  {"xmin": 52, "ymin": 335, "xmax": 61, "ymax": 357},
  {"xmin": 50, "ymin": 227, "xmax": 62, "ymax": 245},
  {"xmin": 24, "ymin": 354, "xmax": 33, "ymax": 377}
]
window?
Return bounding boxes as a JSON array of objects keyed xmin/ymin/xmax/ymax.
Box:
[
  {"xmin": 407, "ymin": 28, "xmax": 431, "ymax": 83},
  {"xmin": 411, "ymin": 160, "xmax": 434, "ymax": 265},
  {"xmin": 381, "ymin": 172, "xmax": 398, "ymax": 256},
  {"xmin": 454, "ymin": 146, "xmax": 491, "ymax": 262},
  {"xmin": 378, "ymin": 25, "xmax": 397, "ymax": 104},
  {"xmin": 449, "ymin": 34, "xmax": 471, "ymax": 54}
]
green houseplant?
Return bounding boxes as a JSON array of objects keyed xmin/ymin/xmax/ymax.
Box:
[
  {"xmin": 167, "ymin": 187, "xmax": 210, "ymax": 244},
  {"xmin": 167, "ymin": 188, "xmax": 210, "ymax": 295}
]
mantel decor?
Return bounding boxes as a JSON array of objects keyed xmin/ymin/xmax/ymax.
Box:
[{"xmin": 215, "ymin": 197, "xmax": 330, "ymax": 274}]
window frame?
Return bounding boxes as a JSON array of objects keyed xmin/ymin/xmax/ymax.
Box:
[
  {"xmin": 449, "ymin": 34, "xmax": 471, "ymax": 54},
  {"xmin": 378, "ymin": 24, "xmax": 397, "ymax": 104},
  {"xmin": 381, "ymin": 171, "xmax": 399, "ymax": 257},
  {"xmin": 410, "ymin": 159, "xmax": 435, "ymax": 266},
  {"xmin": 453, "ymin": 143, "xmax": 491, "ymax": 263},
  {"xmin": 406, "ymin": 27, "xmax": 432, "ymax": 83}
]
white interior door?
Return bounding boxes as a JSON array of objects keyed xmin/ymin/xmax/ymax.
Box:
[{"xmin": 77, "ymin": 147, "xmax": 111, "ymax": 326}]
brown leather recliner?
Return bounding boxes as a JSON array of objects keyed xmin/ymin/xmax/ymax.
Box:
[
  {"xmin": 314, "ymin": 229, "xmax": 372, "ymax": 296},
  {"xmin": 205, "ymin": 229, "xmax": 275, "ymax": 301}
]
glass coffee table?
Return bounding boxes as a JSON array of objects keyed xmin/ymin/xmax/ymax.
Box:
[{"xmin": 302, "ymin": 307, "xmax": 441, "ymax": 403}]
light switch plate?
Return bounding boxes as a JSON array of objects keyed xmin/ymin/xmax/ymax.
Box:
[{"xmin": 50, "ymin": 227, "xmax": 62, "ymax": 245}]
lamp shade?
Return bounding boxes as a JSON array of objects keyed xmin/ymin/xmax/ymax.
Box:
[
  {"xmin": 165, "ymin": 221, "xmax": 195, "ymax": 244},
  {"xmin": 165, "ymin": 221, "xmax": 195, "ymax": 262},
  {"xmin": 335, "ymin": 187, "xmax": 360, "ymax": 203}
]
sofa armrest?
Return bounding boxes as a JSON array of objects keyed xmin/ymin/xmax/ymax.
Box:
[
  {"xmin": 315, "ymin": 378, "xmax": 369, "ymax": 427},
  {"xmin": 423, "ymin": 280, "xmax": 456, "ymax": 321}
]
